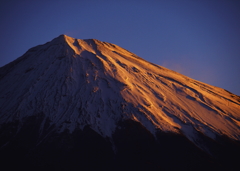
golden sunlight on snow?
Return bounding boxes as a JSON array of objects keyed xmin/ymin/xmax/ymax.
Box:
[
  {"xmin": 1, "ymin": 34, "xmax": 239, "ymax": 142},
  {"xmin": 60, "ymin": 35, "xmax": 240, "ymax": 140}
]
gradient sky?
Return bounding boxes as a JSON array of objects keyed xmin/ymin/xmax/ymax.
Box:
[{"xmin": 1, "ymin": 0, "xmax": 240, "ymax": 95}]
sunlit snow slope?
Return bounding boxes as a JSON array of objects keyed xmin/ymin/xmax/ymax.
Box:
[{"xmin": 0, "ymin": 35, "xmax": 239, "ymax": 144}]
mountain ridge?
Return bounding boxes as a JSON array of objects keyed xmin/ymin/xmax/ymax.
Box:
[
  {"xmin": 0, "ymin": 35, "xmax": 240, "ymax": 170},
  {"xmin": 0, "ymin": 35, "xmax": 239, "ymax": 140}
]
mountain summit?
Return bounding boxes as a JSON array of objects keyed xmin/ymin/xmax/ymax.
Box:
[{"xmin": 0, "ymin": 35, "xmax": 240, "ymax": 170}]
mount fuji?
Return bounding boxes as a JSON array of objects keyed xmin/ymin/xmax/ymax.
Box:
[{"xmin": 0, "ymin": 35, "xmax": 240, "ymax": 170}]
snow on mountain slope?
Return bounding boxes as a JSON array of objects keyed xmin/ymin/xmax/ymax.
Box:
[{"xmin": 0, "ymin": 34, "xmax": 239, "ymax": 145}]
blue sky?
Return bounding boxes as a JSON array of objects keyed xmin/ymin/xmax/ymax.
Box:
[{"xmin": 1, "ymin": 0, "xmax": 240, "ymax": 95}]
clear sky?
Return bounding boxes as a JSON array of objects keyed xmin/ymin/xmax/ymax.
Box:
[{"xmin": 1, "ymin": 0, "xmax": 240, "ymax": 95}]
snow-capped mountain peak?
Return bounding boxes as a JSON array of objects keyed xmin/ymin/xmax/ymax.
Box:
[
  {"xmin": 1, "ymin": 35, "xmax": 240, "ymax": 170},
  {"xmin": 0, "ymin": 34, "xmax": 240, "ymax": 143}
]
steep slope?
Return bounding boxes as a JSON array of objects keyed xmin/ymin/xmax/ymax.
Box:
[
  {"xmin": 1, "ymin": 34, "xmax": 239, "ymax": 140},
  {"xmin": 0, "ymin": 35, "xmax": 240, "ymax": 170}
]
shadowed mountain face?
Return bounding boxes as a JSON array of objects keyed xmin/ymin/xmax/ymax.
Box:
[
  {"xmin": 0, "ymin": 117, "xmax": 239, "ymax": 171},
  {"xmin": 0, "ymin": 35, "xmax": 240, "ymax": 170}
]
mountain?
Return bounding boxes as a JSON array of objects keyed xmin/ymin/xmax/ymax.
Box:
[{"xmin": 0, "ymin": 35, "xmax": 240, "ymax": 170}]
